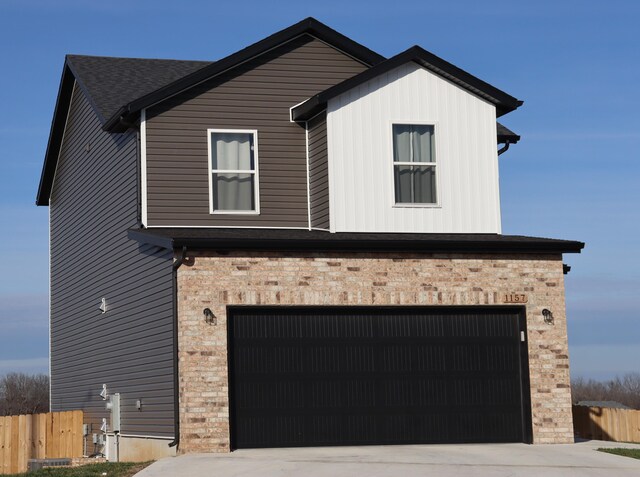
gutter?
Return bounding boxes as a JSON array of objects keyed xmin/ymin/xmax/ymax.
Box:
[{"xmin": 168, "ymin": 246, "xmax": 187, "ymax": 449}]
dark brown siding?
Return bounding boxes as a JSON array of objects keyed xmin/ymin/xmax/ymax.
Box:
[
  {"xmin": 145, "ymin": 35, "xmax": 367, "ymax": 227},
  {"xmin": 308, "ymin": 112, "xmax": 330, "ymax": 230},
  {"xmin": 50, "ymin": 84, "xmax": 175, "ymax": 438}
]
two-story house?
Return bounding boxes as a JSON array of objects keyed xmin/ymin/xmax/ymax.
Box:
[{"xmin": 37, "ymin": 18, "xmax": 583, "ymax": 460}]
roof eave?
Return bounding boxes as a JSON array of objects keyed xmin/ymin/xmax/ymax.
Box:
[
  {"xmin": 292, "ymin": 46, "xmax": 523, "ymax": 122},
  {"xmin": 128, "ymin": 229, "xmax": 585, "ymax": 254},
  {"xmin": 104, "ymin": 17, "xmax": 386, "ymax": 132},
  {"xmin": 36, "ymin": 62, "xmax": 75, "ymax": 206},
  {"xmin": 497, "ymin": 133, "xmax": 521, "ymax": 144}
]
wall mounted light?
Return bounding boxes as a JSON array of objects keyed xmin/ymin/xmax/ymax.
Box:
[
  {"xmin": 99, "ymin": 298, "xmax": 107, "ymax": 314},
  {"xmin": 203, "ymin": 308, "xmax": 216, "ymax": 326},
  {"xmin": 542, "ymin": 308, "xmax": 554, "ymax": 325}
]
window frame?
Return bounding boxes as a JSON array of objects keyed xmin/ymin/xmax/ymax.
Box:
[
  {"xmin": 207, "ymin": 128, "xmax": 261, "ymax": 215},
  {"xmin": 389, "ymin": 121, "xmax": 441, "ymax": 208}
]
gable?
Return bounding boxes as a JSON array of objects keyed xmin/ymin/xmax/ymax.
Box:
[
  {"xmin": 103, "ymin": 17, "xmax": 384, "ymax": 132},
  {"xmin": 326, "ymin": 61, "xmax": 503, "ymax": 234},
  {"xmin": 292, "ymin": 46, "xmax": 522, "ymax": 121},
  {"xmin": 143, "ymin": 35, "xmax": 368, "ymax": 228}
]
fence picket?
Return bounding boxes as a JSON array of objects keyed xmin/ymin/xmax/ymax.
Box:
[
  {"xmin": 0, "ymin": 412, "xmax": 84, "ymax": 475},
  {"xmin": 573, "ymin": 406, "xmax": 640, "ymax": 444},
  {"xmin": 1, "ymin": 417, "xmax": 9, "ymax": 474}
]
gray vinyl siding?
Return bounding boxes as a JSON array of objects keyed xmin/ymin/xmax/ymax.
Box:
[
  {"xmin": 50, "ymin": 84, "xmax": 175, "ymax": 438},
  {"xmin": 145, "ymin": 34, "xmax": 367, "ymax": 227},
  {"xmin": 308, "ymin": 112, "xmax": 330, "ymax": 230}
]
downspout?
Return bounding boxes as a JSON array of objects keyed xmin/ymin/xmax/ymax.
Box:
[
  {"xmin": 497, "ymin": 140, "xmax": 511, "ymax": 156},
  {"xmin": 169, "ymin": 246, "xmax": 187, "ymax": 449}
]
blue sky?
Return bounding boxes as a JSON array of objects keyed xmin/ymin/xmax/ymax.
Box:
[{"xmin": 0, "ymin": 0, "xmax": 638, "ymax": 380}]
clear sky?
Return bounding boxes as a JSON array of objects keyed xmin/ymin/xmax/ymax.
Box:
[{"xmin": 0, "ymin": 0, "xmax": 638, "ymax": 380}]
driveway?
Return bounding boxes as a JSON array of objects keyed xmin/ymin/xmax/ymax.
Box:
[{"xmin": 135, "ymin": 440, "xmax": 640, "ymax": 477}]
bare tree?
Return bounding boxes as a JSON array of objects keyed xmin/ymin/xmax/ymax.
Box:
[
  {"xmin": 572, "ymin": 373, "xmax": 640, "ymax": 409},
  {"xmin": 0, "ymin": 373, "xmax": 50, "ymax": 416}
]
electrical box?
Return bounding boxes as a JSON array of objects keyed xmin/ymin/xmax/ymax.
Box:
[{"xmin": 106, "ymin": 393, "xmax": 121, "ymax": 433}]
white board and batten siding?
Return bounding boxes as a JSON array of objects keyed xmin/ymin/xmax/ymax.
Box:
[{"xmin": 326, "ymin": 62, "xmax": 502, "ymax": 234}]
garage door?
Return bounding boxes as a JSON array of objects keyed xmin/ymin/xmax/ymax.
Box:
[{"xmin": 228, "ymin": 307, "xmax": 531, "ymax": 448}]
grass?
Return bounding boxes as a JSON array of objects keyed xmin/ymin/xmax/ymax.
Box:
[
  {"xmin": 5, "ymin": 461, "xmax": 152, "ymax": 477},
  {"xmin": 598, "ymin": 448, "xmax": 640, "ymax": 460}
]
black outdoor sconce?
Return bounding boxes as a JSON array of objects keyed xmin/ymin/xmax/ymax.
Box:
[
  {"xmin": 203, "ymin": 308, "xmax": 217, "ymax": 325},
  {"xmin": 542, "ymin": 308, "xmax": 554, "ymax": 325}
]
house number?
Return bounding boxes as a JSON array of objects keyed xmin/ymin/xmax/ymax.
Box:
[{"xmin": 503, "ymin": 293, "xmax": 528, "ymax": 303}]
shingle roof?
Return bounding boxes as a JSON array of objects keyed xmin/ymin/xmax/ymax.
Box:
[
  {"xmin": 290, "ymin": 45, "xmax": 523, "ymax": 121},
  {"xmin": 102, "ymin": 18, "xmax": 386, "ymax": 132},
  {"xmin": 66, "ymin": 55, "xmax": 211, "ymax": 124},
  {"xmin": 37, "ymin": 17, "xmax": 524, "ymax": 206},
  {"xmin": 497, "ymin": 122, "xmax": 521, "ymax": 144},
  {"xmin": 128, "ymin": 228, "xmax": 585, "ymax": 253}
]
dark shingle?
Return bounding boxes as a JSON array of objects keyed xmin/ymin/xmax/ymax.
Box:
[
  {"xmin": 66, "ymin": 55, "xmax": 212, "ymax": 123},
  {"xmin": 128, "ymin": 228, "xmax": 585, "ymax": 254},
  {"xmin": 497, "ymin": 122, "xmax": 521, "ymax": 144}
]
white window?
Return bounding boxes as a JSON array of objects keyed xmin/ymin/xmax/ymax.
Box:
[
  {"xmin": 208, "ymin": 129, "xmax": 260, "ymax": 214},
  {"xmin": 392, "ymin": 124, "xmax": 437, "ymax": 205}
]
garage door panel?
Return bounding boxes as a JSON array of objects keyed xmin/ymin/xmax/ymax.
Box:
[{"xmin": 230, "ymin": 307, "xmax": 530, "ymax": 448}]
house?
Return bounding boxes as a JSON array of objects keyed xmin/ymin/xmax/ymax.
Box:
[{"xmin": 36, "ymin": 18, "xmax": 584, "ymax": 460}]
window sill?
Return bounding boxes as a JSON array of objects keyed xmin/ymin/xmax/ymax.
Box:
[
  {"xmin": 211, "ymin": 210, "xmax": 260, "ymax": 215},
  {"xmin": 393, "ymin": 203, "xmax": 442, "ymax": 209}
]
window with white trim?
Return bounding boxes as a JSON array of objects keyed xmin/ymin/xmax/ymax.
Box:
[
  {"xmin": 208, "ymin": 129, "xmax": 259, "ymax": 213},
  {"xmin": 392, "ymin": 124, "xmax": 437, "ymax": 204}
]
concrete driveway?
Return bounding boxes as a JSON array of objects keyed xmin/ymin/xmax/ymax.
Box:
[{"xmin": 135, "ymin": 440, "xmax": 640, "ymax": 477}]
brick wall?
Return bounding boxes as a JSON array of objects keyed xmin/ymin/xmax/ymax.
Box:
[{"xmin": 176, "ymin": 251, "xmax": 573, "ymax": 452}]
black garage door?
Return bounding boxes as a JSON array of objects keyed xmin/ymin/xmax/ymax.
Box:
[{"xmin": 228, "ymin": 307, "xmax": 531, "ymax": 448}]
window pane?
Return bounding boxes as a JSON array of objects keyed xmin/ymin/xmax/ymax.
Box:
[
  {"xmin": 394, "ymin": 165, "xmax": 436, "ymax": 204},
  {"xmin": 392, "ymin": 124, "xmax": 435, "ymax": 163},
  {"xmin": 212, "ymin": 173, "xmax": 255, "ymax": 211},
  {"xmin": 211, "ymin": 133, "xmax": 254, "ymax": 170}
]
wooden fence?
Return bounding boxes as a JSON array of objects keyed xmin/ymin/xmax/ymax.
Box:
[
  {"xmin": 573, "ymin": 405, "xmax": 640, "ymax": 443},
  {"xmin": 0, "ymin": 411, "xmax": 84, "ymax": 474}
]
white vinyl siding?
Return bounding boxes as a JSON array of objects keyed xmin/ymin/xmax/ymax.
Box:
[{"xmin": 326, "ymin": 62, "xmax": 501, "ymax": 233}]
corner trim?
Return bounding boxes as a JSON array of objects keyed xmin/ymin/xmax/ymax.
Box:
[
  {"xmin": 305, "ymin": 121, "xmax": 312, "ymax": 230},
  {"xmin": 140, "ymin": 109, "xmax": 148, "ymax": 227}
]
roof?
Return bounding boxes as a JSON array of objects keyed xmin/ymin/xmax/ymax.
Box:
[
  {"xmin": 37, "ymin": 17, "xmax": 522, "ymax": 206},
  {"xmin": 36, "ymin": 56, "xmax": 211, "ymax": 206},
  {"xmin": 497, "ymin": 122, "xmax": 521, "ymax": 144},
  {"xmin": 36, "ymin": 18, "xmax": 385, "ymax": 206},
  {"xmin": 128, "ymin": 228, "xmax": 584, "ymax": 254},
  {"xmin": 102, "ymin": 17, "xmax": 386, "ymax": 133},
  {"xmin": 291, "ymin": 45, "xmax": 523, "ymax": 122},
  {"xmin": 576, "ymin": 401, "xmax": 632, "ymax": 410},
  {"xmin": 66, "ymin": 55, "xmax": 211, "ymax": 124}
]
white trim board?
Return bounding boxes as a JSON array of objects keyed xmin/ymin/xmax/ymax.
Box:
[
  {"xmin": 140, "ymin": 108, "xmax": 148, "ymax": 227},
  {"xmin": 305, "ymin": 120, "xmax": 312, "ymax": 230}
]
